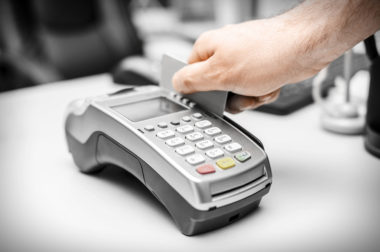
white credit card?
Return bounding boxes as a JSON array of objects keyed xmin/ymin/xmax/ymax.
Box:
[{"xmin": 160, "ymin": 54, "xmax": 228, "ymax": 117}]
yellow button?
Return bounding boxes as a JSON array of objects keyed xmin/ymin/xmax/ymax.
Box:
[{"xmin": 216, "ymin": 157, "xmax": 235, "ymax": 170}]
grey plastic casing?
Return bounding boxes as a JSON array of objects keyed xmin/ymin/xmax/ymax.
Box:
[{"xmin": 65, "ymin": 85, "xmax": 272, "ymax": 235}]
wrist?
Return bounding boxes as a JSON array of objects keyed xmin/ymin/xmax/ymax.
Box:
[
  {"xmin": 265, "ymin": 13, "xmax": 330, "ymax": 84},
  {"xmin": 279, "ymin": 0, "xmax": 380, "ymax": 77},
  {"xmin": 276, "ymin": 5, "xmax": 338, "ymax": 77}
]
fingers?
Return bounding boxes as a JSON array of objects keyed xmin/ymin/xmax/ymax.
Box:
[
  {"xmin": 226, "ymin": 95, "xmax": 258, "ymax": 114},
  {"xmin": 226, "ymin": 89, "xmax": 281, "ymax": 114},
  {"xmin": 188, "ymin": 30, "xmax": 217, "ymax": 64},
  {"xmin": 173, "ymin": 29, "xmax": 230, "ymax": 94},
  {"xmin": 258, "ymin": 89, "xmax": 281, "ymax": 104},
  {"xmin": 172, "ymin": 60, "xmax": 226, "ymax": 94}
]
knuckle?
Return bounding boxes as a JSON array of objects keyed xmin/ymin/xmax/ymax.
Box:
[
  {"xmin": 196, "ymin": 31, "xmax": 212, "ymax": 45},
  {"xmin": 196, "ymin": 29, "xmax": 219, "ymax": 47}
]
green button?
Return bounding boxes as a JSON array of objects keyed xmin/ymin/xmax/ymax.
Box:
[{"xmin": 235, "ymin": 151, "xmax": 251, "ymax": 162}]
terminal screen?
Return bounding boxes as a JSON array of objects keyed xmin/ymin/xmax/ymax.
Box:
[{"xmin": 112, "ymin": 97, "xmax": 186, "ymax": 122}]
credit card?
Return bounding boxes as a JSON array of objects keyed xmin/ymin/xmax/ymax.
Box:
[{"xmin": 160, "ymin": 54, "xmax": 228, "ymax": 117}]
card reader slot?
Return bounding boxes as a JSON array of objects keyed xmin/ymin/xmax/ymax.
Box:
[
  {"xmin": 211, "ymin": 167, "xmax": 270, "ymax": 202},
  {"xmin": 210, "ymin": 164, "xmax": 265, "ymax": 196}
]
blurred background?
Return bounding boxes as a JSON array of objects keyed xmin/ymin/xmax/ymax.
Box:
[
  {"xmin": 0, "ymin": 0, "xmax": 307, "ymax": 92},
  {"xmin": 0, "ymin": 0, "xmax": 377, "ymax": 115}
]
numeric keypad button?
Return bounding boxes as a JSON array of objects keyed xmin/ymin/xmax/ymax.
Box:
[
  {"xmin": 185, "ymin": 132, "xmax": 204, "ymax": 142},
  {"xmin": 156, "ymin": 130, "xmax": 175, "ymax": 139},
  {"xmin": 235, "ymin": 151, "xmax": 251, "ymax": 162},
  {"xmin": 216, "ymin": 157, "xmax": 236, "ymax": 170},
  {"xmin": 186, "ymin": 154, "xmax": 205, "ymax": 165},
  {"xmin": 196, "ymin": 164, "xmax": 215, "ymax": 175},
  {"xmin": 144, "ymin": 125, "xmax": 154, "ymax": 131},
  {"xmin": 170, "ymin": 120, "xmax": 180, "ymax": 126},
  {"xmin": 175, "ymin": 145, "xmax": 195, "ymax": 156},
  {"xmin": 195, "ymin": 120, "xmax": 212, "ymax": 129},
  {"xmin": 206, "ymin": 148, "xmax": 224, "ymax": 159},
  {"xmin": 182, "ymin": 116, "xmax": 191, "ymax": 122},
  {"xmin": 176, "ymin": 125, "xmax": 194, "ymax": 134},
  {"xmin": 192, "ymin": 113, "xmax": 202, "ymax": 119},
  {"xmin": 165, "ymin": 137, "xmax": 185, "ymax": 147},
  {"xmin": 224, "ymin": 142, "xmax": 242, "ymax": 153},
  {"xmin": 196, "ymin": 140, "xmax": 214, "ymax": 150},
  {"xmin": 204, "ymin": 127, "xmax": 221, "ymax": 136},
  {"xmin": 214, "ymin": 134, "xmax": 232, "ymax": 144},
  {"xmin": 157, "ymin": 122, "xmax": 168, "ymax": 128}
]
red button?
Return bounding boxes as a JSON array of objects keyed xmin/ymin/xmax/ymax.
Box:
[{"xmin": 196, "ymin": 164, "xmax": 215, "ymax": 174}]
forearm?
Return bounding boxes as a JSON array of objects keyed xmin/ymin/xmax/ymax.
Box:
[
  {"xmin": 281, "ymin": 0, "xmax": 380, "ymax": 70},
  {"xmin": 172, "ymin": 0, "xmax": 380, "ymax": 113}
]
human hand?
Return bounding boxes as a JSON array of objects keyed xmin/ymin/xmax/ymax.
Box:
[
  {"xmin": 172, "ymin": 17, "xmax": 326, "ymax": 113},
  {"xmin": 171, "ymin": 0, "xmax": 380, "ymax": 113}
]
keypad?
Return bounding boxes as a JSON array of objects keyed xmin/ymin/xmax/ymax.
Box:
[
  {"xmin": 186, "ymin": 154, "xmax": 205, "ymax": 165},
  {"xmin": 152, "ymin": 115, "xmax": 250, "ymax": 175},
  {"xmin": 196, "ymin": 164, "xmax": 215, "ymax": 174},
  {"xmin": 157, "ymin": 130, "xmax": 175, "ymax": 139},
  {"xmin": 195, "ymin": 120, "xmax": 212, "ymax": 129},
  {"xmin": 176, "ymin": 125, "xmax": 194, "ymax": 134},
  {"xmin": 186, "ymin": 132, "xmax": 204, "ymax": 142},
  {"xmin": 235, "ymin": 151, "xmax": 251, "ymax": 162},
  {"xmin": 157, "ymin": 122, "xmax": 168, "ymax": 128},
  {"xmin": 192, "ymin": 113, "xmax": 202, "ymax": 119},
  {"xmin": 166, "ymin": 137, "xmax": 185, "ymax": 147},
  {"xmin": 224, "ymin": 142, "xmax": 242, "ymax": 153},
  {"xmin": 176, "ymin": 145, "xmax": 195, "ymax": 156},
  {"xmin": 204, "ymin": 127, "xmax": 221, "ymax": 136},
  {"xmin": 182, "ymin": 116, "xmax": 191, "ymax": 122},
  {"xmin": 144, "ymin": 125, "xmax": 154, "ymax": 131},
  {"xmin": 206, "ymin": 148, "xmax": 224, "ymax": 159},
  {"xmin": 196, "ymin": 140, "xmax": 214, "ymax": 150},
  {"xmin": 216, "ymin": 157, "xmax": 236, "ymax": 169},
  {"xmin": 215, "ymin": 134, "xmax": 231, "ymax": 144},
  {"xmin": 170, "ymin": 120, "xmax": 180, "ymax": 126}
]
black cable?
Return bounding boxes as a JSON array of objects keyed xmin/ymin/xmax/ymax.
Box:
[{"xmin": 364, "ymin": 35, "xmax": 379, "ymax": 61}]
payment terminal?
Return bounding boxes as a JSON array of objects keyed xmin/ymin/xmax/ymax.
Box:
[{"xmin": 65, "ymin": 55, "xmax": 272, "ymax": 235}]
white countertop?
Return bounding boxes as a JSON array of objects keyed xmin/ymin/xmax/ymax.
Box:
[{"xmin": 0, "ymin": 74, "xmax": 379, "ymax": 252}]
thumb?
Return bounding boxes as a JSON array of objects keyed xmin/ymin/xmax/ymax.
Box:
[{"xmin": 172, "ymin": 60, "xmax": 221, "ymax": 94}]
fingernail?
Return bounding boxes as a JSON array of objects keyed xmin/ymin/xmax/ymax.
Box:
[
  {"xmin": 240, "ymin": 103, "xmax": 255, "ymax": 111},
  {"xmin": 259, "ymin": 96, "xmax": 271, "ymax": 102}
]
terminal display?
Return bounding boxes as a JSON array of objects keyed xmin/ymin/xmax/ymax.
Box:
[{"xmin": 112, "ymin": 97, "xmax": 186, "ymax": 122}]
